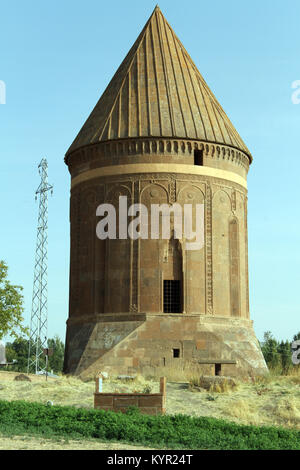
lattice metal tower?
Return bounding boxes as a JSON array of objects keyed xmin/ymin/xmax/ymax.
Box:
[{"xmin": 27, "ymin": 159, "xmax": 53, "ymax": 374}]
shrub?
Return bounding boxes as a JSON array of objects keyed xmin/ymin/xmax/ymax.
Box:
[{"xmin": 0, "ymin": 400, "xmax": 299, "ymax": 450}]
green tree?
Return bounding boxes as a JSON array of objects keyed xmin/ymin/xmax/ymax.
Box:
[
  {"xmin": 277, "ymin": 340, "xmax": 292, "ymax": 373},
  {"xmin": 47, "ymin": 335, "xmax": 65, "ymax": 373},
  {"xmin": 293, "ymin": 332, "xmax": 300, "ymax": 342},
  {"xmin": 6, "ymin": 336, "xmax": 65, "ymax": 373},
  {"xmin": 260, "ymin": 331, "xmax": 281, "ymax": 370},
  {"xmin": 5, "ymin": 337, "xmax": 32, "ymax": 371},
  {"xmin": 0, "ymin": 260, "xmax": 27, "ymax": 340}
]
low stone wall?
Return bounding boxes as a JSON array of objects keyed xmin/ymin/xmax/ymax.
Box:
[{"xmin": 94, "ymin": 377, "xmax": 166, "ymax": 415}]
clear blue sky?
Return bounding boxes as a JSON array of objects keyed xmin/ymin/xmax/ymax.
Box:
[{"xmin": 0, "ymin": 0, "xmax": 299, "ymax": 344}]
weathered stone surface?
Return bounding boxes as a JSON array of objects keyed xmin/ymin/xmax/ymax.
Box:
[
  {"xmin": 63, "ymin": 7, "xmax": 267, "ymax": 378},
  {"xmin": 65, "ymin": 314, "xmax": 267, "ymax": 378}
]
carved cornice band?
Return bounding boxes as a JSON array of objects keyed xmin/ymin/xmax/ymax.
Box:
[{"xmin": 65, "ymin": 138, "xmax": 251, "ymax": 173}]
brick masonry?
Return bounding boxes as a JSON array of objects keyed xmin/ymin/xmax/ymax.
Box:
[{"xmin": 94, "ymin": 377, "xmax": 166, "ymax": 415}]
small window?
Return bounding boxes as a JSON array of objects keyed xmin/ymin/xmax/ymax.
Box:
[
  {"xmin": 173, "ymin": 349, "xmax": 180, "ymax": 358},
  {"xmin": 194, "ymin": 149, "xmax": 203, "ymax": 166},
  {"xmin": 215, "ymin": 363, "xmax": 222, "ymax": 376},
  {"xmin": 164, "ymin": 280, "xmax": 182, "ymax": 313}
]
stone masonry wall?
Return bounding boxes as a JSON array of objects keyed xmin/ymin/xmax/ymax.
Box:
[{"xmin": 65, "ymin": 314, "xmax": 268, "ymax": 379}]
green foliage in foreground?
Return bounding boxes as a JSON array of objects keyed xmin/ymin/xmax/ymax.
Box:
[{"xmin": 0, "ymin": 400, "xmax": 299, "ymax": 450}]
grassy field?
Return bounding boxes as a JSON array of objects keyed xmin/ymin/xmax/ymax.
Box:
[
  {"xmin": 0, "ymin": 370, "xmax": 299, "ymax": 449},
  {"xmin": 1, "ymin": 371, "xmax": 300, "ymax": 429}
]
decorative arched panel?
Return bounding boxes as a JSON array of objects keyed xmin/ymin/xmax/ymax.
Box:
[
  {"xmin": 229, "ymin": 217, "xmax": 240, "ymax": 317},
  {"xmin": 177, "ymin": 184, "xmax": 205, "ymax": 313},
  {"xmin": 139, "ymin": 183, "xmax": 169, "ymax": 313},
  {"xmin": 212, "ymin": 189, "xmax": 231, "ymax": 316},
  {"xmin": 103, "ymin": 183, "xmax": 132, "ymax": 313},
  {"xmin": 236, "ymin": 192, "xmax": 247, "ymax": 318}
]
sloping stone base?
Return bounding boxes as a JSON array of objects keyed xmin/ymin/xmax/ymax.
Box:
[{"xmin": 63, "ymin": 314, "xmax": 268, "ymax": 379}]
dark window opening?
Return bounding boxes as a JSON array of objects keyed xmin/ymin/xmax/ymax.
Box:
[
  {"xmin": 194, "ymin": 149, "xmax": 203, "ymax": 166},
  {"xmin": 173, "ymin": 349, "xmax": 180, "ymax": 358},
  {"xmin": 215, "ymin": 363, "xmax": 222, "ymax": 376},
  {"xmin": 163, "ymin": 280, "xmax": 182, "ymax": 313}
]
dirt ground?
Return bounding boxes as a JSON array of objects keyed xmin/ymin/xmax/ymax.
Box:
[
  {"xmin": 0, "ymin": 434, "xmax": 157, "ymax": 450},
  {"xmin": 0, "ymin": 370, "xmax": 299, "ymax": 449}
]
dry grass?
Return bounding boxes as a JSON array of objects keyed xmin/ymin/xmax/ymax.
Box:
[
  {"xmin": 168, "ymin": 368, "xmax": 300, "ymax": 429},
  {"xmin": 188, "ymin": 376, "xmax": 238, "ymax": 393},
  {"xmin": 0, "ymin": 371, "xmax": 159, "ymax": 408},
  {"xmin": 143, "ymin": 362, "xmax": 209, "ymax": 383},
  {"xmin": 223, "ymin": 399, "xmax": 255, "ymax": 422},
  {"xmin": 0, "ymin": 369, "xmax": 300, "ymax": 431}
]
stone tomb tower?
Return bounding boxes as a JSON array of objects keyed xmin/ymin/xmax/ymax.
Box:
[{"xmin": 63, "ymin": 6, "xmax": 267, "ymax": 377}]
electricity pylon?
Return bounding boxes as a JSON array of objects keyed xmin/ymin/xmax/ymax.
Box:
[{"xmin": 27, "ymin": 159, "xmax": 53, "ymax": 374}]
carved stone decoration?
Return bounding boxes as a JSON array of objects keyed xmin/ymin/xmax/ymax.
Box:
[
  {"xmin": 69, "ymin": 189, "xmax": 81, "ymax": 314},
  {"xmin": 84, "ymin": 173, "xmax": 247, "ymax": 196},
  {"xmin": 94, "ymin": 185, "xmax": 105, "ymax": 314},
  {"xmin": 130, "ymin": 179, "xmax": 140, "ymax": 312},
  {"xmin": 231, "ymin": 189, "xmax": 237, "ymax": 213},
  {"xmin": 229, "ymin": 217, "xmax": 240, "ymax": 317},
  {"xmin": 169, "ymin": 178, "xmax": 176, "ymax": 204},
  {"xmin": 104, "ymin": 238, "xmax": 110, "ymax": 312},
  {"xmin": 130, "ymin": 303, "xmax": 138, "ymax": 313},
  {"xmin": 105, "ymin": 183, "xmax": 132, "ymax": 205},
  {"xmin": 205, "ymin": 183, "xmax": 213, "ymax": 315},
  {"xmin": 244, "ymin": 196, "xmax": 250, "ymax": 318}
]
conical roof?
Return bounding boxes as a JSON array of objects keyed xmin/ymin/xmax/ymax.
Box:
[{"xmin": 66, "ymin": 6, "xmax": 252, "ymax": 161}]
